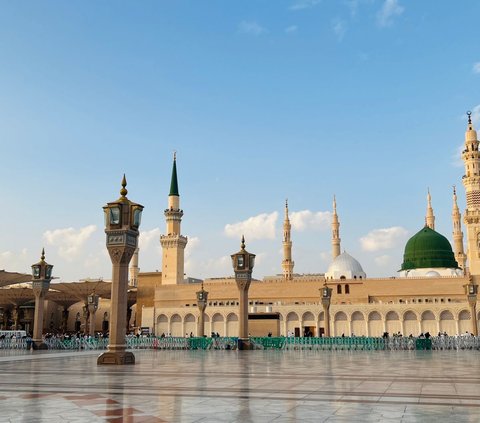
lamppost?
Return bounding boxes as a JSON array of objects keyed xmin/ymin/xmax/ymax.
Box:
[
  {"xmin": 231, "ymin": 236, "xmax": 255, "ymax": 350},
  {"xmin": 87, "ymin": 293, "xmax": 99, "ymax": 336},
  {"xmin": 466, "ymin": 277, "xmax": 478, "ymax": 336},
  {"xmin": 97, "ymin": 175, "xmax": 143, "ymax": 365},
  {"xmin": 320, "ymin": 281, "xmax": 332, "ymax": 337},
  {"xmin": 196, "ymin": 283, "xmax": 208, "ymax": 337},
  {"xmin": 31, "ymin": 249, "xmax": 53, "ymax": 349}
]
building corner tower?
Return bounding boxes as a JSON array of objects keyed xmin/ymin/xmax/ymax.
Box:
[
  {"xmin": 129, "ymin": 248, "xmax": 140, "ymax": 287},
  {"xmin": 452, "ymin": 186, "xmax": 466, "ymax": 271},
  {"xmin": 160, "ymin": 153, "xmax": 188, "ymax": 285},
  {"xmin": 462, "ymin": 111, "xmax": 480, "ymax": 275},
  {"xmin": 282, "ymin": 199, "xmax": 294, "ymax": 280},
  {"xmin": 332, "ymin": 195, "xmax": 341, "ymax": 260},
  {"xmin": 426, "ymin": 189, "xmax": 435, "ymax": 230}
]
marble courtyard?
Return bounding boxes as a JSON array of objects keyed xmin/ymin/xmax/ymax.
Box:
[{"xmin": 1, "ymin": 349, "xmax": 480, "ymax": 422}]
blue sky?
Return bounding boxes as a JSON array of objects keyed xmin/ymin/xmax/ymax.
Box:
[{"xmin": 1, "ymin": 0, "xmax": 479, "ymax": 281}]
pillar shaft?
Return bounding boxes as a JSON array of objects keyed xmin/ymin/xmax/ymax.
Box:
[
  {"xmin": 108, "ymin": 262, "xmax": 129, "ymax": 351},
  {"xmin": 470, "ymin": 302, "xmax": 478, "ymax": 336},
  {"xmin": 238, "ymin": 287, "xmax": 249, "ymax": 339},
  {"xmin": 33, "ymin": 293, "xmax": 45, "ymax": 342},
  {"xmin": 197, "ymin": 306, "xmax": 206, "ymax": 337},
  {"xmin": 323, "ymin": 305, "xmax": 331, "ymax": 337}
]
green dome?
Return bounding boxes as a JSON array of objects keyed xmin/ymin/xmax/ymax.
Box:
[{"xmin": 400, "ymin": 226, "xmax": 458, "ymax": 271}]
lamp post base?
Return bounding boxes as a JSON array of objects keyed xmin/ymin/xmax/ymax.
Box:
[
  {"xmin": 97, "ymin": 351, "xmax": 135, "ymax": 365},
  {"xmin": 237, "ymin": 338, "xmax": 253, "ymax": 350},
  {"xmin": 32, "ymin": 341, "xmax": 48, "ymax": 350}
]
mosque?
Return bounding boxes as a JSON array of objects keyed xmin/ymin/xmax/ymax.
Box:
[
  {"xmin": 1, "ymin": 115, "xmax": 479, "ymax": 339},
  {"xmin": 134, "ymin": 114, "xmax": 480, "ymax": 339}
]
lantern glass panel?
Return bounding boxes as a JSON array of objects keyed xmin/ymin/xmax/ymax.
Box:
[
  {"xmin": 110, "ymin": 207, "xmax": 120, "ymax": 225},
  {"xmin": 133, "ymin": 208, "xmax": 142, "ymax": 227},
  {"xmin": 32, "ymin": 266, "xmax": 40, "ymax": 278}
]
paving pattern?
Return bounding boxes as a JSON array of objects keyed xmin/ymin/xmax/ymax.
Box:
[{"xmin": 0, "ymin": 349, "xmax": 480, "ymax": 422}]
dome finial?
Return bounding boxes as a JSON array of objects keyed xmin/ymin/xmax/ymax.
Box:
[
  {"xmin": 120, "ymin": 174, "xmax": 128, "ymax": 197},
  {"xmin": 453, "ymin": 184, "xmax": 456, "ymax": 196},
  {"xmin": 468, "ymin": 111, "xmax": 472, "ymax": 125},
  {"xmin": 241, "ymin": 235, "xmax": 245, "ymax": 250},
  {"xmin": 41, "ymin": 248, "xmax": 45, "ymax": 261},
  {"xmin": 173, "ymin": 150, "xmax": 177, "ymax": 161}
]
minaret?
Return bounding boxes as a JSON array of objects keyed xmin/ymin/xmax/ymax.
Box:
[
  {"xmin": 129, "ymin": 248, "xmax": 139, "ymax": 287},
  {"xmin": 452, "ymin": 186, "xmax": 466, "ymax": 271},
  {"xmin": 160, "ymin": 153, "xmax": 188, "ymax": 285},
  {"xmin": 425, "ymin": 189, "xmax": 435, "ymax": 230},
  {"xmin": 282, "ymin": 199, "xmax": 294, "ymax": 280},
  {"xmin": 462, "ymin": 111, "xmax": 480, "ymax": 275},
  {"xmin": 332, "ymin": 195, "xmax": 341, "ymax": 260}
]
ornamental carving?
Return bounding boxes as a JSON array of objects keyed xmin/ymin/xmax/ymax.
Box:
[{"xmin": 108, "ymin": 247, "xmax": 135, "ymax": 264}]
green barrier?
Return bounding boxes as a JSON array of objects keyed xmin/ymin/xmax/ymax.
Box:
[{"xmin": 415, "ymin": 338, "xmax": 432, "ymax": 350}]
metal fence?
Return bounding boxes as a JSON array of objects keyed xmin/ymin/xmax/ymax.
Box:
[{"xmin": 1, "ymin": 335, "xmax": 479, "ymax": 351}]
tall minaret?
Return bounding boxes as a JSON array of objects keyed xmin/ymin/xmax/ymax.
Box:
[
  {"xmin": 452, "ymin": 186, "xmax": 466, "ymax": 271},
  {"xmin": 129, "ymin": 248, "xmax": 140, "ymax": 287},
  {"xmin": 462, "ymin": 111, "xmax": 480, "ymax": 275},
  {"xmin": 332, "ymin": 195, "xmax": 341, "ymax": 260},
  {"xmin": 282, "ymin": 199, "xmax": 294, "ymax": 280},
  {"xmin": 160, "ymin": 153, "xmax": 188, "ymax": 285},
  {"xmin": 425, "ymin": 189, "xmax": 435, "ymax": 230}
]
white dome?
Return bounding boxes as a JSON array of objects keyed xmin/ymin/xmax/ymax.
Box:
[
  {"xmin": 425, "ymin": 271, "xmax": 441, "ymax": 278},
  {"xmin": 325, "ymin": 252, "xmax": 366, "ymax": 280}
]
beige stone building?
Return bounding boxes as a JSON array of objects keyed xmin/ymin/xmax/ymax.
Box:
[{"xmin": 136, "ymin": 117, "xmax": 480, "ymax": 338}]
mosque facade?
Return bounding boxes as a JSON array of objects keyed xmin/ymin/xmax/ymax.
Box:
[{"xmin": 134, "ymin": 115, "xmax": 480, "ymax": 338}]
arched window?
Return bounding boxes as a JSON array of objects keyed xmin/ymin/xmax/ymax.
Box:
[
  {"xmin": 345, "ymin": 284, "xmax": 350, "ymax": 294},
  {"xmin": 337, "ymin": 284, "xmax": 342, "ymax": 294},
  {"xmin": 340, "ymin": 275, "xmax": 346, "ymax": 280}
]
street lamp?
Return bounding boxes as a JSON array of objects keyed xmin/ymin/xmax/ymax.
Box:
[
  {"xmin": 98, "ymin": 175, "xmax": 143, "ymax": 365},
  {"xmin": 466, "ymin": 277, "xmax": 478, "ymax": 336},
  {"xmin": 87, "ymin": 293, "xmax": 100, "ymax": 336},
  {"xmin": 320, "ymin": 281, "xmax": 332, "ymax": 337},
  {"xmin": 231, "ymin": 236, "xmax": 255, "ymax": 349},
  {"xmin": 31, "ymin": 248, "xmax": 53, "ymax": 349},
  {"xmin": 196, "ymin": 283, "xmax": 209, "ymax": 337}
]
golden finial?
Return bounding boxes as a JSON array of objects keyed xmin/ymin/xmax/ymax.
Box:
[
  {"xmin": 453, "ymin": 185, "xmax": 456, "ymax": 196},
  {"xmin": 201, "ymin": 281, "xmax": 204, "ymax": 291},
  {"xmin": 467, "ymin": 111, "xmax": 472, "ymax": 125},
  {"xmin": 41, "ymin": 248, "xmax": 45, "ymax": 261},
  {"xmin": 241, "ymin": 235, "xmax": 245, "ymax": 250},
  {"xmin": 285, "ymin": 198, "xmax": 288, "ymax": 208},
  {"xmin": 120, "ymin": 174, "xmax": 128, "ymax": 197}
]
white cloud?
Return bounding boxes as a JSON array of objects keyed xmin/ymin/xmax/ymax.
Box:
[
  {"xmin": 320, "ymin": 251, "xmax": 330, "ymax": 262},
  {"xmin": 377, "ymin": 0, "xmax": 404, "ymax": 27},
  {"xmin": 290, "ymin": 0, "xmax": 321, "ymax": 10},
  {"xmin": 473, "ymin": 62, "xmax": 480, "ymax": 74},
  {"xmin": 290, "ymin": 210, "xmax": 331, "ymax": 231},
  {"xmin": 43, "ymin": 225, "xmax": 97, "ymax": 261},
  {"xmin": 452, "ymin": 143, "xmax": 464, "ymax": 168},
  {"xmin": 374, "ymin": 254, "xmax": 392, "ymax": 267},
  {"xmin": 238, "ymin": 21, "xmax": 267, "ymax": 36},
  {"xmin": 185, "ymin": 236, "xmax": 200, "ymax": 260},
  {"xmin": 224, "ymin": 212, "xmax": 278, "ymax": 240},
  {"xmin": 139, "ymin": 228, "xmax": 161, "ymax": 250},
  {"xmin": 360, "ymin": 226, "xmax": 408, "ymax": 252},
  {"xmin": 0, "ymin": 248, "xmax": 29, "ymax": 273},
  {"xmin": 285, "ymin": 25, "xmax": 298, "ymax": 33},
  {"xmin": 332, "ymin": 19, "xmax": 347, "ymax": 41}
]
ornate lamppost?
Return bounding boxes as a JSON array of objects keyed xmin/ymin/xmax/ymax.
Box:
[
  {"xmin": 466, "ymin": 277, "xmax": 478, "ymax": 336},
  {"xmin": 231, "ymin": 236, "xmax": 255, "ymax": 350},
  {"xmin": 31, "ymin": 249, "xmax": 53, "ymax": 349},
  {"xmin": 97, "ymin": 175, "xmax": 143, "ymax": 365},
  {"xmin": 196, "ymin": 283, "xmax": 208, "ymax": 337},
  {"xmin": 320, "ymin": 281, "xmax": 332, "ymax": 337},
  {"xmin": 87, "ymin": 293, "xmax": 99, "ymax": 336}
]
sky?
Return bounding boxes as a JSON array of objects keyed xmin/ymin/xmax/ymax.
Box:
[{"xmin": 1, "ymin": 0, "xmax": 480, "ymax": 282}]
